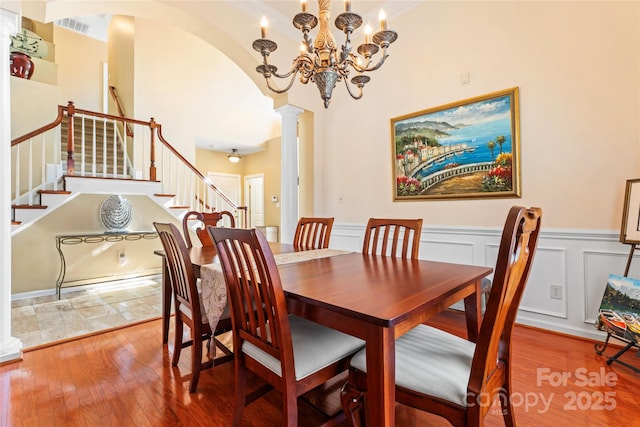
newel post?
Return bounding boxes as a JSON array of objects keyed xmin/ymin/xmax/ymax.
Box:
[
  {"xmin": 149, "ymin": 117, "xmax": 157, "ymax": 181},
  {"xmin": 65, "ymin": 101, "xmax": 75, "ymax": 175}
]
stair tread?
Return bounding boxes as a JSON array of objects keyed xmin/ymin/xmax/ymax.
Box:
[
  {"xmin": 12, "ymin": 205, "xmax": 48, "ymax": 209},
  {"xmin": 38, "ymin": 190, "xmax": 72, "ymax": 195},
  {"xmin": 169, "ymin": 205, "xmax": 190, "ymax": 209},
  {"xmin": 11, "ymin": 221, "xmax": 21, "ymax": 225},
  {"xmin": 63, "ymin": 175, "xmax": 158, "ymax": 183},
  {"xmin": 154, "ymin": 193, "xmax": 176, "ymax": 198}
]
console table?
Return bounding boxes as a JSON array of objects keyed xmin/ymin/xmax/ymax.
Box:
[{"xmin": 55, "ymin": 231, "xmax": 158, "ymax": 299}]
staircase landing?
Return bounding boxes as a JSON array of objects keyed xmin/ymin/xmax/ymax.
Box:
[{"xmin": 11, "ymin": 176, "xmax": 177, "ymax": 235}]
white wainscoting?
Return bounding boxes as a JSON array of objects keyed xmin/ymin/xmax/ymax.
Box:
[{"xmin": 330, "ymin": 223, "xmax": 634, "ymax": 341}]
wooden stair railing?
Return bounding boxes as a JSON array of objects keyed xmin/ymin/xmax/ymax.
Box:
[
  {"xmin": 151, "ymin": 120, "xmax": 245, "ymax": 221},
  {"xmin": 10, "ymin": 101, "xmax": 247, "ymax": 226},
  {"xmin": 108, "ymin": 86, "xmax": 134, "ymax": 137}
]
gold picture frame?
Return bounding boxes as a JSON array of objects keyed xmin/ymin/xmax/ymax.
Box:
[
  {"xmin": 620, "ymin": 178, "xmax": 640, "ymax": 244},
  {"xmin": 391, "ymin": 87, "xmax": 521, "ymax": 201}
]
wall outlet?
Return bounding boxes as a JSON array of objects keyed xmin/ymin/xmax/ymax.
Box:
[
  {"xmin": 118, "ymin": 251, "xmax": 127, "ymax": 266},
  {"xmin": 550, "ymin": 284, "xmax": 563, "ymax": 300}
]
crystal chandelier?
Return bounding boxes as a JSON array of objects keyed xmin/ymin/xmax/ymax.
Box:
[{"xmin": 252, "ymin": 0, "xmax": 398, "ymax": 108}]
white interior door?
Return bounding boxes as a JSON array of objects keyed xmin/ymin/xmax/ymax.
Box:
[
  {"xmin": 244, "ymin": 174, "xmax": 265, "ymax": 228},
  {"xmin": 207, "ymin": 172, "xmax": 241, "ymax": 226}
]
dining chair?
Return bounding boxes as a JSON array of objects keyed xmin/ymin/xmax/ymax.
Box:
[
  {"xmin": 362, "ymin": 218, "xmax": 423, "ymax": 259},
  {"xmin": 182, "ymin": 210, "xmax": 235, "ymax": 248},
  {"xmin": 209, "ymin": 227, "xmax": 365, "ymax": 427},
  {"xmin": 341, "ymin": 206, "xmax": 542, "ymax": 427},
  {"xmin": 153, "ymin": 222, "xmax": 233, "ymax": 393},
  {"xmin": 292, "ymin": 217, "xmax": 335, "ymax": 250}
]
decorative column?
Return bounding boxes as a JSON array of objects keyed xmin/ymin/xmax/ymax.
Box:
[
  {"xmin": 276, "ymin": 104, "xmax": 303, "ymax": 244},
  {"xmin": 0, "ymin": 7, "xmax": 23, "ymax": 363}
]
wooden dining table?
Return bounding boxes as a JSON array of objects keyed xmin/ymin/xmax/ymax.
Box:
[
  {"xmin": 193, "ymin": 245, "xmax": 492, "ymax": 427},
  {"xmin": 277, "ymin": 252, "xmax": 491, "ymax": 427}
]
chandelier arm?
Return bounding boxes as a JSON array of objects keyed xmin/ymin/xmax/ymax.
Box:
[
  {"xmin": 354, "ymin": 52, "xmax": 390, "ymax": 73},
  {"xmin": 263, "ymin": 71, "xmax": 300, "ymax": 94},
  {"xmin": 269, "ymin": 54, "xmax": 316, "ymax": 79},
  {"xmin": 259, "ymin": 57, "xmax": 296, "ymax": 79},
  {"xmin": 343, "ymin": 77, "xmax": 364, "ymax": 100}
]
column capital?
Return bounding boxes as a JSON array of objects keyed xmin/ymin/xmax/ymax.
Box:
[{"xmin": 276, "ymin": 104, "xmax": 304, "ymax": 119}]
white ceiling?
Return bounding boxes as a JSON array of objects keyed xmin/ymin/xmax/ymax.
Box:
[
  {"xmin": 226, "ymin": 1, "xmax": 421, "ymax": 40},
  {"xmin": 57, "ymin": 1, "xmax": 420, "ymax": 42}
]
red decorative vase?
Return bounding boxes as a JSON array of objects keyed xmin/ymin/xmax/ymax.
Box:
[{"xmin": 10, "ymin": 52, "xmax": 35, "ymax": 80}]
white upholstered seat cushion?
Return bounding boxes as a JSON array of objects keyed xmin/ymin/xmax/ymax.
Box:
[
  {"xmin": 349, "ymin": 324, "xmax": 475, "ymax": 407},
  {"xmin": 243, "ymin": 315, "xmax": 365, "ymax": 381}
]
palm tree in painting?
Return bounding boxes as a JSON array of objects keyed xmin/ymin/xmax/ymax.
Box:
[
  {"xmin": 488, "ymin": 140, "xmax": 496, "ymax": 161},
  {"xmin": 496, "ymin": 135, "xmax": 506, "ymax": 154}
]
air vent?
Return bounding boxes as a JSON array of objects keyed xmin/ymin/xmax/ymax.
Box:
[{"xmin": 56, "ymin": 18, "xmax": 90, "ymax": 35}]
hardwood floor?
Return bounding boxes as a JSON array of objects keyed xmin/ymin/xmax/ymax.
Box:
[{"xmin": 2, "ymin": 310, "xmax": 639, "ymax": 426}]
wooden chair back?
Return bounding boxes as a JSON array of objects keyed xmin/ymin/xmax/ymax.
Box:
[
  {"xmin": 468, "ymin": 206, "xmax": 542, "ymax": 418},
  {"xmin": 210, "ymin": 226, "xmax": 365, "ymax": 425},
  {"xmin": 210, "ymin": 227, "xmax": 293, "ymax": 372},
  {"xmin": 154, "ymin": 222, "xmax": 200, "ymax": 317},
  {"xmin": 155, "ymin": 221, "xmax": 220, "ymax": 392},
  {"xmin": 292, "ymin": 217, "xmax": 334, "ymax": 250},
  {"xmin": 182, "ymin": 210, "xmax": 235, "ymax": 248},
  {"xmin": 341, "ymin": 207, "xmax": 542, "ymax": 426},
  {"xmin": 362, "ymin": 218, "xmax": 423, "ymax": 259}
]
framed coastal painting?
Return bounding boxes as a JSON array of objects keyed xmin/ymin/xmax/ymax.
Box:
[
  {"xmin": 620, "ymin": 178, "xmax": 640, "ymax": 244},
  {"xmin": 596, "ymin": 274, "xmax": 640, "ymax": 344},
  {"xmin": 391, "ymin": 87, "xmax": 521, "ymax": 201}
]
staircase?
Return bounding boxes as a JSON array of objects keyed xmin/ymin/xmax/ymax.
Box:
[
  {"xmin": 11, "ymin": 102, "xmax": 247, "ymax": 233},
  {"xmin": 60, "ymin": 118, "xmax": 128, "ymax": 177}
]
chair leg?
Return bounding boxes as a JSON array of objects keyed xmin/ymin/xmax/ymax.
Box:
[
  {"xmin": 189, "ymin": 333, "xmax": 203, "ymax": 393},
  {"xmin": 282, "ymin": 383, "xmax": 298, "ymax": 427},
  {"xmin": 172, "ymin": 316, "xmax": 184, "ymax": 366},
  {"xmin": 232, "ymin": 362, "xmax": 248, "ymax": 427},
  {"xmin": 340, "ymin": 381, "xmax": 366, "ymax": 427}
]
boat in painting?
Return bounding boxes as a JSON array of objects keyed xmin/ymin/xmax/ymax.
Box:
[
  {"xmin": 598, "ymin": 309, "xmax": 627, "ymax": 336},
  {"xmin": 622, "ymin": 313, "xmax": 640, "ymax": 341}
]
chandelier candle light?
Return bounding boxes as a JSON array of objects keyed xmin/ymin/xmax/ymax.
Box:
[{"xmin": 252, "ymin": 0, "xmax": 398, "ymax": 108}]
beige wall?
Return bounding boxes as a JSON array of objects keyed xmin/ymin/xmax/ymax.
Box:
[
  {"xmin": 195, "ymin": 149, "xmax": 243, "ymax": 176},
  {"xmin": 55, "ymin": 25, "xmax": 107, "ymax": 112},
  {"xmin": 107, "ymin": 16, "xmax": 136, "ymax": 169},
  {"xmin": 316, "ymin": 1, "xmax": 640, "ymax": 230},
  {"xmin": 131, "ymin": 17, "xmax": 279, "ymax": 165},
  {"xmin": 11, "ymin": 194, "xmax": 176, "ymax": 294},
  {"xmin": 10, "ymin": 20, "xmax": 107, "ymax": 138},
  {"xmin": 242, "ymin": 138, "xmax": 282, "ymax": 228},
  {"xmin": 10, "ymin": 77, "xmax": 60, "ymax": 138},
  {"xmin": 108, "ymin": 16, "xmax": 134, "ymax": 118},
  {"xmin": 196, "ymin": 142, "xmax": 282, "ymax": 229},
  {"xmin": 10, "ymin": 0, "xmax": 640, "ymax": 283},
  {"xmin": 19, "ymin": 1, "xmax": 639, "ymax": 230}
]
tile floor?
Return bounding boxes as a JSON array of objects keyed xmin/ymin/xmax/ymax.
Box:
[{"xmin": 11, "ymin": 275, "xmax": 163, "ymax": 349}]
